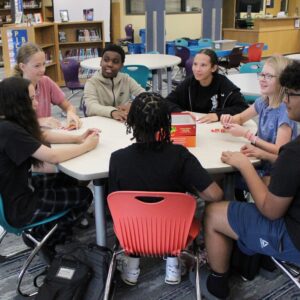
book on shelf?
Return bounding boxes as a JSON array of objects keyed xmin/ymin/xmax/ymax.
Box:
[
  {"xmin": 76, "ymin": 28, "xmax": 101, "ymax": 42},
  {"xmin": 58, "ymin": 31, "xmax": 67, "ymax": 43}
]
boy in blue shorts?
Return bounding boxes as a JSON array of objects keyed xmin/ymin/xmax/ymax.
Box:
[{"xmin": 202, "ymin": 60, "xmax": 300, "ymax": 299}]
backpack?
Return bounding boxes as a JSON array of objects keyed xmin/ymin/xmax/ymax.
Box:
[{"xmin": 36, "ymin": 242, "xmax": 112, "ymax": 300}]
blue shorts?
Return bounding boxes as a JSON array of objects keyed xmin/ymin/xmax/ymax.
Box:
[{"xmin": 228, "ymin": 201, "xmax": 300, "ymax": 265}]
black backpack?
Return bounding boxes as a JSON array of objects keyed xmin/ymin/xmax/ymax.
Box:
[{"xmin": 36, "ymin": 243, "xmax": 112, "ymax": 300}]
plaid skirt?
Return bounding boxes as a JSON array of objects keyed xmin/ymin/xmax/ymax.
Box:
[{"xmin": 29, "ymin": 172, "xmax": 93, "ymax": 247}]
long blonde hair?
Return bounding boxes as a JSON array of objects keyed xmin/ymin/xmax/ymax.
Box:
[
  {"xmin": 263, "ymin": 55, "xmax": 291, "ymax": 106},
  {"xmin": 13, "ymin": 42, "xmax": 43, "ymax": 77}
]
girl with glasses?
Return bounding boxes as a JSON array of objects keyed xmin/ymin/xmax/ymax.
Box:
[{"xmin": 220, "ymin": 55, "xmax": 297, "ymax": 185}]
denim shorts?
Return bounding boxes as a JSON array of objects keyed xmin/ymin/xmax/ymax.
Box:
[{"xmin": 228, "ymin": 201, "xmax": 300, "ymax": 265}]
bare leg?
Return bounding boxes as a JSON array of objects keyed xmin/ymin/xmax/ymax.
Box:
[{"xmin": 204, "ymin": 201, "xmax": 239, "ymax": 273}]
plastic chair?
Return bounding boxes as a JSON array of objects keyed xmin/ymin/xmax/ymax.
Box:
[
  {"xmin": 185, "ymin": 56, "xmax": 194, "ymax": 77},
  {"xmin": 121, "ymin": 65, "xmax": 150, "ymax": 89},
  {"xmin": 239, "ymin": 62, "xmax": 264, "ymax": 74},
  {"xmin": 118, "ymin": 24, "xmax": 134, "ymax": 45},
  {"xmin": 174, "ymin": 45, "xmax": 191, "ymax": 80},
  {"xmin": 0, "ymin": 194, "xmax": 69, "ymax": 297},
  {"xmin": 60, "ymin": 58, "xmax": 85, "ymax": 109},
  {"xmin": 175, "ymin": 38, "xmax": 189, "ymax": 47},
  {"xmin": 242, "ymin": 43, "xmax": 264, "ymax": 63},
  {"xmin": 271, "ymin": 257, "xmax": 300, "ymax": 289},
  {"xmin": 218, "ymin": 46, "xmax": 245, "ymax": 74},
  {"xmin": 197, "ymin": 38, "xmax": 212, "ymax": 48},
  {"xmin": 103, "ymin": 191, "xmax": 201, "ymax": 300}
]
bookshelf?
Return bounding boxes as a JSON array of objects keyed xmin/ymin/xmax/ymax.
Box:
[
  {"xmin": 23, "ymin": 0, "xmax": 53, "ymax": 23},
  {"xmin": 1, "ymin": 22, "xmax": 58, "ymax": 81},
  {"xmin": 54, "ymin": 21, "xmax": 105, "ymax": 85}
]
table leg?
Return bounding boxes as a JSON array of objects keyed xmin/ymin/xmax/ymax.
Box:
[
  {"xmin": 167, "ymin": 67, "xmax": 172, "ymax": 94},
  {"xmin": 223, "ymin": 173, "xmax": 235, "ymax": 201},
  {"xmin": 152, "ymin": 70, "xmax": 159, "ymax": 93},
  {"xmin": 93, "ymin": 178, "xmax": 107, "ymax": 246}
]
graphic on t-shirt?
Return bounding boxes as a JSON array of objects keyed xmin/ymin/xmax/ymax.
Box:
[{"xmin": 211, "ymin": 94, "xmax": 218, "ymax": 110}]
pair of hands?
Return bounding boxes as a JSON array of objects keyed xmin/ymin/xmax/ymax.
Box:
[
  {"xmin": 111, "ymin": 102, "xmax": 132, "ymax": 122},
  {"xmin": 186, "ymin": 112, "xmax": 219, "ymax": 123},
  {"xmin": 39, "ymin": 112, "xmax": 82, "ymax": 130},
  {"xmin": 77, "ymin": 128, "xmax": 100, "ymax": 151}
]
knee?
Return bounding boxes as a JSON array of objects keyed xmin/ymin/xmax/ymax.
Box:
[{"xmin": 204, "ymin": 201, "xmax": 229, "ymax": 231}]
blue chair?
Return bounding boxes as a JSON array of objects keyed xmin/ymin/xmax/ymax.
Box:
[
  {"xmin": 121, "ymin": 65, "xmax": 150, "ymax": 89},
  {"xmin": 240, "ymin": 62, "xmax": 264, "ymax": 74},
  {"xmin": 198, "ymin": 38, "xmax": 212, "ymax": 48},
  {"xmin": 174, "ymin": 38, "xmax": 189, "ymax": 47},
  {"xmin": 239, "ymin": 62, "xmax": 264, "ymax": 103},
  {"xmin": 0, "ymin": 194, "xmax": 69, "ymax": 297}
]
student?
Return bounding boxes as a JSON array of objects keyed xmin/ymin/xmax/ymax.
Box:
[
  {"xmin": 14, "ymin": 42, "xmax": 81, "ymax": 129},
  {"xmin": 164, "ymin": 48, "xmax": 248, "ymax": 123},
  {"xmin": 108, "ymin": 92, "xmax": 223, "ymax": 286},
  {"xmin": 221, "ymin": 56, "xmax": 297, "ymax": 184},
  {"xmin": 202, "ymin": 61, "xmax": 300, "ymax": 300},
  {"xmin": 0, "ymin": 77, "xmax": 99, "ymax": 260},
  {"xmin": 83, "ymin": 44, "xmax": 145, "ymax": 122}
]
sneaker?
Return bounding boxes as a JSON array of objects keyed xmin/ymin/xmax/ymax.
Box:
[
  {"xmin": 77, "ymin": 216, "xmax": 90, "ymax": 229},
  {"xmin": 117, "ymin": 255, "xmax": 140, "ymax": 286},
  {"xmin": 165, "ymin": 257, "xmax": 181, "ymax": 285}
]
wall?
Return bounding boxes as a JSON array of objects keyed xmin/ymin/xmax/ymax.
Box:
[
  {"xmin": 53, "ymin": 0, "xmax": 111, "ymax": 41},
  {"xmin": 114, "ymin": 0, "xmax": 202, "ymax": 43}
]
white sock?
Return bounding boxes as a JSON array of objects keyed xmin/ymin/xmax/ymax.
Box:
[{"xmin": 127, "ymin": 256, "xmax": 140, "ymax": 269}]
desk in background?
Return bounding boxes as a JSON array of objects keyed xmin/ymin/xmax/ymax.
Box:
[
  {"xmin": 57, "ymin": 116, "xmax": 258, "ymax": 247},
  {"xmin": 80, "ymin": 54, "xmax": 181, "ymax": 95}
]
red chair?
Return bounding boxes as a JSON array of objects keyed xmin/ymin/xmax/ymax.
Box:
[
  {"xmin": 242, "ymin": 43, "xmax": 264, "ymax": 63},
  {"xmin": 103, "ymin": 191, "xmax": 201, "ymax": 300}
]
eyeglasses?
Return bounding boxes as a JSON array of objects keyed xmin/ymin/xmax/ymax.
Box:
[
  {"xmin": 257, "ymin": 73, "xmax": 277, "ymax": 81},
  {"xmin": 284, "ymin": 88, "xmax": 300, "ymax": 102}
]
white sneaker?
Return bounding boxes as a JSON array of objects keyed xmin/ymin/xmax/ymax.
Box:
[
  {"xmin": 117, "ymin": 255, "xmax": 140, "ymax": 286},
  {"xmin": 165, "ymin": 257, "xmax": 181, "ymax": 285}
]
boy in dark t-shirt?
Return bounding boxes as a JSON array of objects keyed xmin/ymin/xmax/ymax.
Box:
[
  {"xmin": 108, "ymin": 92, "xmax": 223, "ymax": 286},
  {"xmin": 202, "ymin": 61, "xmax": 300, "ymax": 299}
]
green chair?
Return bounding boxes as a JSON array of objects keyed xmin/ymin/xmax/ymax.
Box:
[
  {"xmin": 0, "ymin": 194, "xmax": 69, "ymax": 297},
  {"xmin": 121, "ymin": 65, "xmax": 150, "ymax": 89}
]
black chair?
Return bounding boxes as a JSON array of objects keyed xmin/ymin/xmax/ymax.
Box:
[
  {"xmin": 218, "ymin": 46, "xmax": 245, "ymax": 74},
  {"xmin": 172, "ymin": 46, "xmax": 191, "ymax": 87}
]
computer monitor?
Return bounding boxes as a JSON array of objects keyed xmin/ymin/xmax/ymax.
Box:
[{"xmin": 236, "ymin": 0, "xmax": 262, "ymax": 13}]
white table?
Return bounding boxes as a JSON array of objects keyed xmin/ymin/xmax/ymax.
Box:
[
  {"xmin": 57, "ymin": 116, "xmax": 258, "ymax": 246},
  {"xmin": 227, "ymin": 73, "xmax": 260, "ymax": 97},
  {"xmin": 80, "ymin": 54, "xmax": 181, "ymax": 94},
  {"xmin": 285, "ymin": 54, "xmax": 300, "ymax": 61}
]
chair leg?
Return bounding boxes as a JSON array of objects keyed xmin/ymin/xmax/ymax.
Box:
[
  {"xmin": 17, "ymin": 223, "xmax": 58, "ymax": 297},
  {"xmin": 195, "ymin": 254, "xmax": 202, "ymax": 300},
  {"xmin": 0, "ymin": 229, "xmax": 30, "ymax": 263},
  {"xmin": 66, "ymin": 89, "xmax": 82, "ymax": 101},
  {"xmin": 104, "ymin": 248, "xmax": 124, "ymax": 300},
  {"xmin": 271, "ymin": 257, "xmax": 300, "ymax": 289}
]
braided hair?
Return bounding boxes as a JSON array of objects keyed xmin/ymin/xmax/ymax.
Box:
[{"xmin": 126, "ymin": 92, "xmax": 172, "ymax": 149}]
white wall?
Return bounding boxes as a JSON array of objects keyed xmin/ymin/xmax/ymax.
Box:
[{"xmin": 53, "ymin": 0, "xmax": 111, "ymax": 42}]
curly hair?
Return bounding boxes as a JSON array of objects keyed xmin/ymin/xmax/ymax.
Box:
[
  {"xmin": 0, "ymin": 77, "xmax": 43, "ymax": 166},
  {"xmin": 280, "ymin": 60, "xmax": 300, "ymax": 91},
  {"xmin": 13, "ymin": 42, "xmax": 43, "ymax": 77},
  {"xmin": 101, "ymin": 44, "xmax": 125, "ymax": 63},
  {"xmin": 126, "ymin": 92, "xmax": 172, "ymax": 149}
]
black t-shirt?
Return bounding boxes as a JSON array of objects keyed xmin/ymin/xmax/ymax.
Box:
[
  {"xmin": 269, "ymin": 136, "xmax": 300, "ymax": 251},
  {"xmin": 109, "ymin": 143, "xmax": 213, "ymax": 195},
  {"xmin": 0, "ymin": 120, "xmax": 41, "ymax": 227}
]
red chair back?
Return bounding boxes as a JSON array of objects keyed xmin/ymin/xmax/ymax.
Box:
[
  {"xmin": 107, "ymin": 191, "xmax": 197, "ymax": 257},
  {"xmin": 247, "ymin": 43, "xmax": 264, "ymax": 62}
]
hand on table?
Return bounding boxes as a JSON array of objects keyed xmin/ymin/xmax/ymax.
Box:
[
  {"xmin": 111, "ymin": 109, "xmax": 128, "ymax": 122},
  {"xmin": 221, "ymin": 151, "xmax": 251, "ymax": 170},
  {"xmin": 240, "ymin": 144, "xmax": 266, "ymax": 160},
  {"xmin": 197, "ymin": 113, "xmax": 218, "ymax": 124},
  {"xmin": 77, "ymin": 128, "xmax": 101, "ymax": 144},
  {"xmin": 220, "ymin": 114, "xmax": 234, "ymax": 127},
  {"xmin": 117, "ymin": 102, "xmax": 132, "ymax": 114},
  {"xmin": 223, "ymin": 123, "xmax": 249, "ymax": 137},
  {"xmin": 67, "ymin": 111, "xmax": 82, "ymax": 129},
  {"xmin": 83, "ymin": 131, "xmax": 99, "ymax": 151}
]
